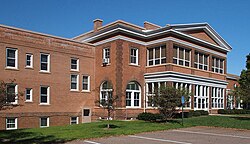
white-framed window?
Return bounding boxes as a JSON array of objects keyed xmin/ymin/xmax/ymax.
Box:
[
  {"xmin": 194, "ymin": 52, "xmax": 208, "ymax": 71},
  {"xmin": 173, "ymin": 82, "xmax": 192, "ymax": 108},
  {"xmin": 40, "ymin": 86, "xmax": 50, "ymax": 104},
  {"xmin": 6, "ymin": 84, "xmax": 18, "ymax": 104},
  {"xmin": 100, "ymin": 81, "xmax": 113, "ymax": 105},
  {"xmin": 70, "ymin": 117, "xmax": 79, "ymax": 125},
  {"xmin": 212, "ymin": 87, "xmax": 224, "ymax": 109},
  {"xmin": 146, "ymin": 82, "xmax": 166, "ymax": 107},
  {"xmin": 40, "ymin": 117, "xmax": 49, "ymax": 127},
  {"xmin": 130, "ymin": 48, "xmax": 138, "ymax": 65},
  {"xmin": 173, "ymin": 45, "xmax": 191, "ymax": 67},
  {"xmin": 148, "ymin": 45, "xmax": 166, "ymax": 66},
  {"xmin": 25, "ymin": 88, "xmax": 32, "ymax": 102},
  {"xmin": 6, "ymin": 118, "xmax": 17, "ymax": 130},
  {"xmin": 71, "ymin": 58, "xmax": 79, "ymax": 71},
  {"xmin": 194, "ymin": 85, "xmax": 209, "ymax": 110},
  {"xmin": 71, "ymin": 74, "xmax": 79, "ymax": 91},
  {"xmin": 126, "ymin": 81, "xmax": 141, "ymax": 108},
  {"xmin": 103, "ymin": 48, "xmax": 110, "ymax": 64},
  {"xmin": 6, "ymin": 48, "xmax": 18, "ymax": 69},
  {"xmin": 212, "ymin": 57, "xmax": 224, "ymax": 74},
  {"xmin": 40, "ymin": 53, "xmax": 50, "ymax": 72},
  {"xmin": 26, "ymin": 53, "xmax": 33, "ymax": 68},
  {"xmin": 82, "ymin": 75, "xmax": 90, "ymax": 92}
]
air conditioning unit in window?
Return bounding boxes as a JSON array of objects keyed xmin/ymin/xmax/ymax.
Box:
[{"xmin": 102, "ymin": 58, "xmax": 108, "ymax": 65}]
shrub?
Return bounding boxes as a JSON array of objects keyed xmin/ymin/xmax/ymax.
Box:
[
  {"xmin": 191, "ymin": 111, "xmax": 201, "ymax": 117},
  {"xmin": 137, "ymin": 112, "xmax": 163, "ymax": 121},
  {"xmin": 218, "ymin": 109, "xmax": 250, "ymax": 114},
  {"xmin": 196, "ymin": 110, "xmax": 209, "ymax": 115}
]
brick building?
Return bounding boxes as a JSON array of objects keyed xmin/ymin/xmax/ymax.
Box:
[{"xmin": 0, "ymin": 19, "xmax": 239, "ymax": 130}]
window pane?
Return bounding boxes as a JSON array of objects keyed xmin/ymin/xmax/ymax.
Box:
[
  {"xmin": 41, "ymin": 55, "xmax": 48, "ymax": 62},
  {"xmin": 185, "ymin": 50, "xmax": 190, "ymax": 60},
  {"xmin": 195, "ymin": 53, "xmax": 198, "ymax": 63},
  {"xmin": 179, "ymin": 48, "xmax": 184, "ymax": 59},
  {"xmin": 220, "ymin": 60, "xmax": 223, "ymax": 68},
  {"xmin": 204, "ymin": 56, "xmax": 208, "ymax": 65},
  {"xmin": 173, "ymin": 46, "xmax": 177, "ymax": 57},
  {"xmin": 161, "ymin": 46, "xmax": 166, "ymax": 57},
  {"xmin": 40, "ymin": 118, "xmax": 48, "ymax": 127},
  {"xmin": 84, "ymin": 109, "xmax": 90, "ymax": 116},
  {"xmin": 41, "ymin": 96, "xmax": 47, "ymax": 103},
  {"xmin": 7, "ymin": 59, "xmax": 15, "ymax": 67},
  {"xmin": 199, "ymin": 54, "xmax": 203, "ymax": 64},
  {"xmin": 155, "ymin": 47, "xmax": 160, "ymax": 58},
  {"xmin": 7, "ymin": 85, "xmax": 15, "ymax": 103},
  {"xmin": 149, "ymin": 49, "xmax": 153, "ymax": 60},
  {"xmin": 41, "ymin": 87, "xmax": 47, "ymax": 95}
]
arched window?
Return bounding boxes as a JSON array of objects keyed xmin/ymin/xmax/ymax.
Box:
[
  {"xmin": 100, "ymin": 81, "xmax": 113, "ymax": 102},
  {"xmin": 126, "ymin": 81, "xmax": 141, "ymax": 108}
]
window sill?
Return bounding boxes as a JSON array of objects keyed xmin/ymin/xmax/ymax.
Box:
[
  {"xmin": 39, "ymin": 71, "xmax": 51, "ymax": 74},
  {"xmin": 25, "ymin": 67, "xmax": 34, "ymax": 70},
  {"xmin": 70, "ymin": 90, "xmax": 80, "ymax": 92},
  {"xmin": 6, "ymin": 128, "xmax": 17, "ymax": 130},
  {"xmin": 129, "ymin": 64, "xmax": 140, "ymax": 67},
  {"xmin": 5, "ymin": 67, "xmax": 19, "ymax": 71},
  {"xmin": 39, "ymin": 103, "xmax": 50, "ymax": 106},
  {"xmin": 125, "ymin": 107, "xmax": 141, "ymax": 109},
  {"xmin": 102, "ymin": 63, "xmax": 111, "ymax": 67},
  {"xmin": 81, "ymin": 90, "xmax": 90, "ymax": 93},
  {"xmin": 70, "ymin": 69, "xmax": 79, "ymax": 72},
  {"xmin": 40, "ymin": 126, "xmax": 49, "ymax": 128}
]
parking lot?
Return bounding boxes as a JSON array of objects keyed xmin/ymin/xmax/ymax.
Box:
[{"xmin": 68, "ymin": 126, "xmax": 250, "ymax": 144}]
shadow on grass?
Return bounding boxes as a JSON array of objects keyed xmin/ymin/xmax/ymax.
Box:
[
  {"xmin": 230, "ymin": 116, "xmax": 250, "ymax": 121},
  {"xmin": 98, "ymin": 124, "xmax": 120, "ymax": 129},
  {"xmin": 0, "ymin": 129, "xmax": 69, "ymax": 144}
]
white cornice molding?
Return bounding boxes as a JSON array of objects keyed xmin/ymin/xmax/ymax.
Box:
[{"xmin": 93, "ymin": 35, "xmax": 227, "ymax": 57}]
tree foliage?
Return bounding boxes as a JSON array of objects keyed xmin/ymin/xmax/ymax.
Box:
[
  {"xmin": 149, "ymin": 86, "xmax": 192, "ymax": 119},
  {"xmin": 0, "ymin": 80, "xmax": 23, "ymax": 110},
  {"xmin": 237, "ymin": 53, "xmax": 250, "ymax": 106}
]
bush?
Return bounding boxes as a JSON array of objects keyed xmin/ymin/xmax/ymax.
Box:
[
  {"xmin": 218, "ymin": 109, "xmax": 250, "ymax": 114},
  {"xmin": 191, "ymin": 111, "xmax": 201, "ymax": 117},
  {"xmin": 196, "ymin": 110, "xmax": 209, "ymax": 115},
  {"xmin": 137, "ymin": 112, "xmax": 163, "ymax": 121}
]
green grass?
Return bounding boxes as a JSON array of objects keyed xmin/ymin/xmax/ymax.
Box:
[{"xmin": 0, "ymin": 115, "xmax": 249, "ymax": 144}]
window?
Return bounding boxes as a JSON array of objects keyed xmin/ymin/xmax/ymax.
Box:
[
  {"xmin": 71, "ymin": 74, "xmax": 79, "ymax": 91},
  {"xmin": 71, "ymin": 58, "xmax": 79, "ymax": 71},
  {"xmin": 194, "ymin": 52, "xmax": 208, "ymax": 70},
  {"xmin": 82, "ymin": 75, "xmax": 90, "ymax": 91},
  {"xmin": 194, "ymin": 85, "xmax": 209, "ymax": 110},
  {"xmin": 130, "ymin": 48, "xmax": 138, "ymax": 65},
  {"xmin": 103, "ymin": 48, "xmax": 110, "ymax": 64},
  {"xmin": 100, "ymin": 81, "xmax": 113, "ymax": 104},
  {"xmin": 40, "ymin": 53, "xmax": 50, "ymax": 72},
  {"xmin": 26, "ymin": 54, "xmax": 33, "ymax": 68},
  {"xmin": 146, "ymin": 82, "xmax": 166, "ymax": 107},
  {"xmin": 6, "ymin": 84, "xmax": 18, "ymax": 104},
  {"xmin": 40, "ymin": 117, "xmax": 49, "ymax": 127},
  {"xmin": 6, "ymin": 48, "xmax": 18, "ymax": 69},
  {"xmin": 40, "ymin": 86, "xmax": 49, "ymax": 104},
  {"xmin": 126, "ymin": 82, "xmax": 141, "ymax": 108},
  {"xmin": 212, "ymin": 57, "xmax": 224, "ymax": 74},
  {"xmin": 212, "ymin": 87, "xmax": 224, "ymax": 109},
  {"xmin": 147, "ymin": 45, "xmax": 166, "ymax": 66},
  {"xmin": 83, "ymin": 109, "xmax": 90, "ymax": 116},
  {"xmin": 173, "ymin": 82, "xmax": 192, "ymax": 108},
  {"xmin": 6, "ymin": 118, "xmax": 17, "ymax": 130},
  {"xmin": 70, "ymin": 117, "xmax": 79, "ymax": 125},
  {"xmin": 25, "ymin": 88, "xmax": 32, "ymax": 102},
  {"xmin": 173, "ymin": 45, "xmax": 191, "ymax": 67}
]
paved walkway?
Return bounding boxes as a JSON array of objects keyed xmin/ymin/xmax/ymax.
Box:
[{"xmin": 67, "ymin": 126, "xmax": 250, "ymax": 144}]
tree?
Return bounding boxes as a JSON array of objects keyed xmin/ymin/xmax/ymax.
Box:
[
  {"xmin": 96, "ymin": 94, "xmax": 118, "ymax": 129},
  {"xmin": 237, "ymin": 53, "xmax": 250, "ymax": 109},
  {"xmin": 0, "ymin": 80, "xmax": 23, "ymax": 110},
  {"xmin": 149, "ymin": 85, "xmax": 192, "ymax": 119}
]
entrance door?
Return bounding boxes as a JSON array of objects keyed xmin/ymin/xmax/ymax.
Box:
[{"xmin": 82, "ymin": 108, "xmax": 91, "ymax": 123}]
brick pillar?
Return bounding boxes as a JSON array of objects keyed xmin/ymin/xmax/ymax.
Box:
[
  {"xmin": 166, "ymin": 41, "xmax": 173, "ymax": 63},
  {"xmin": 191, "ymin": 85, "xmax": 195, "ymax": 109}
]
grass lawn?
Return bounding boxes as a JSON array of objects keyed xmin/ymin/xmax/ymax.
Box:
[{"xmin": 0, "ymin": 115, "xmax": 249, "ymax": 144}]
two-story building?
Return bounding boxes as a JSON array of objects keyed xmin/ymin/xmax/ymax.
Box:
[{"xmin": 0, "ymin": 19, "xmax": 235, "ymax": 130}]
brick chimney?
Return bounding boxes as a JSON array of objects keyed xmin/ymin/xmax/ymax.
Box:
[
  {"xmin": 93, "ymin": 19, "xmax": 103, "ymax": 32},
  {"xmin": 144, "ymin": 21, "xmax": 161, "ymax": 30}
]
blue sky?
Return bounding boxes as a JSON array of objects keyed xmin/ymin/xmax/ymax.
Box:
[{"xmin": 0, "ymin": 0, "xmax": 249, "ymax": 75}]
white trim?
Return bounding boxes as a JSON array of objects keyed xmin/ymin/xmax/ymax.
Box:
[
  {"xmin": 93, "ymin": 35, "xmax": 227, "ymax": 57},
  {"xmin": 70, "ymin": 116, "xmax": 79, "ymax": 125},
  {"xmin": 40, "ymin": 86, "xmax": 50, "ymax": 104},
  {"xmin": 70, "ymin": 58, "xmax": 79, "ymax": 71},
  {"xmin": 70, "ymin": 74, "xmax": 79, "ymax": 91},
  {"xmin": 40, "ymin": 117, "xmax": 49, "ymax": 128},
  {"xmin": 25, "ymin": 88, "xmax": 33, "ymax": 102},
  {"xmin": 6, "ymin": 117, "xmax": 17, "ymax": 130},
  {"xmin": 130, "ymin": 47, "xmax": 139, "ymax": 65},
  {"xmin": 6, "ymin": 48, "xmax": 18, "ymax": 69},
  {"xmin": 82, "ymin": 27, "xmax": 230, "ymax": 52},
  {"xmin": 82, "ymin": 75, "xmax": 90, "ymax": 92},
  {"xmin": 40, "ymin": 53, "xmax": 50, "ymax": 72},
  {"xmin": 126, "ymin": 82, "xmax": 141, "ymax": 108},
  {"xmin": 25, "ymin": 53, "xmax": 33, "ymax": 68}
]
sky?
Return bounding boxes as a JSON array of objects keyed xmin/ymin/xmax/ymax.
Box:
[{"xmin": 0, "ymin": 0, "xmax": 249, "ymax": 75}]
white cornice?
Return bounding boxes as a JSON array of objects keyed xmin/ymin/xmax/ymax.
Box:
[{"xmin": 93, "ymin": 35, "xmax": 227, "ymax": 57}]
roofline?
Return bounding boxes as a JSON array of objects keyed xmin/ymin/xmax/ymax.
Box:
[{"xmin": 0, "ymin": 24, "xmax": 94, "ymax": 47}]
